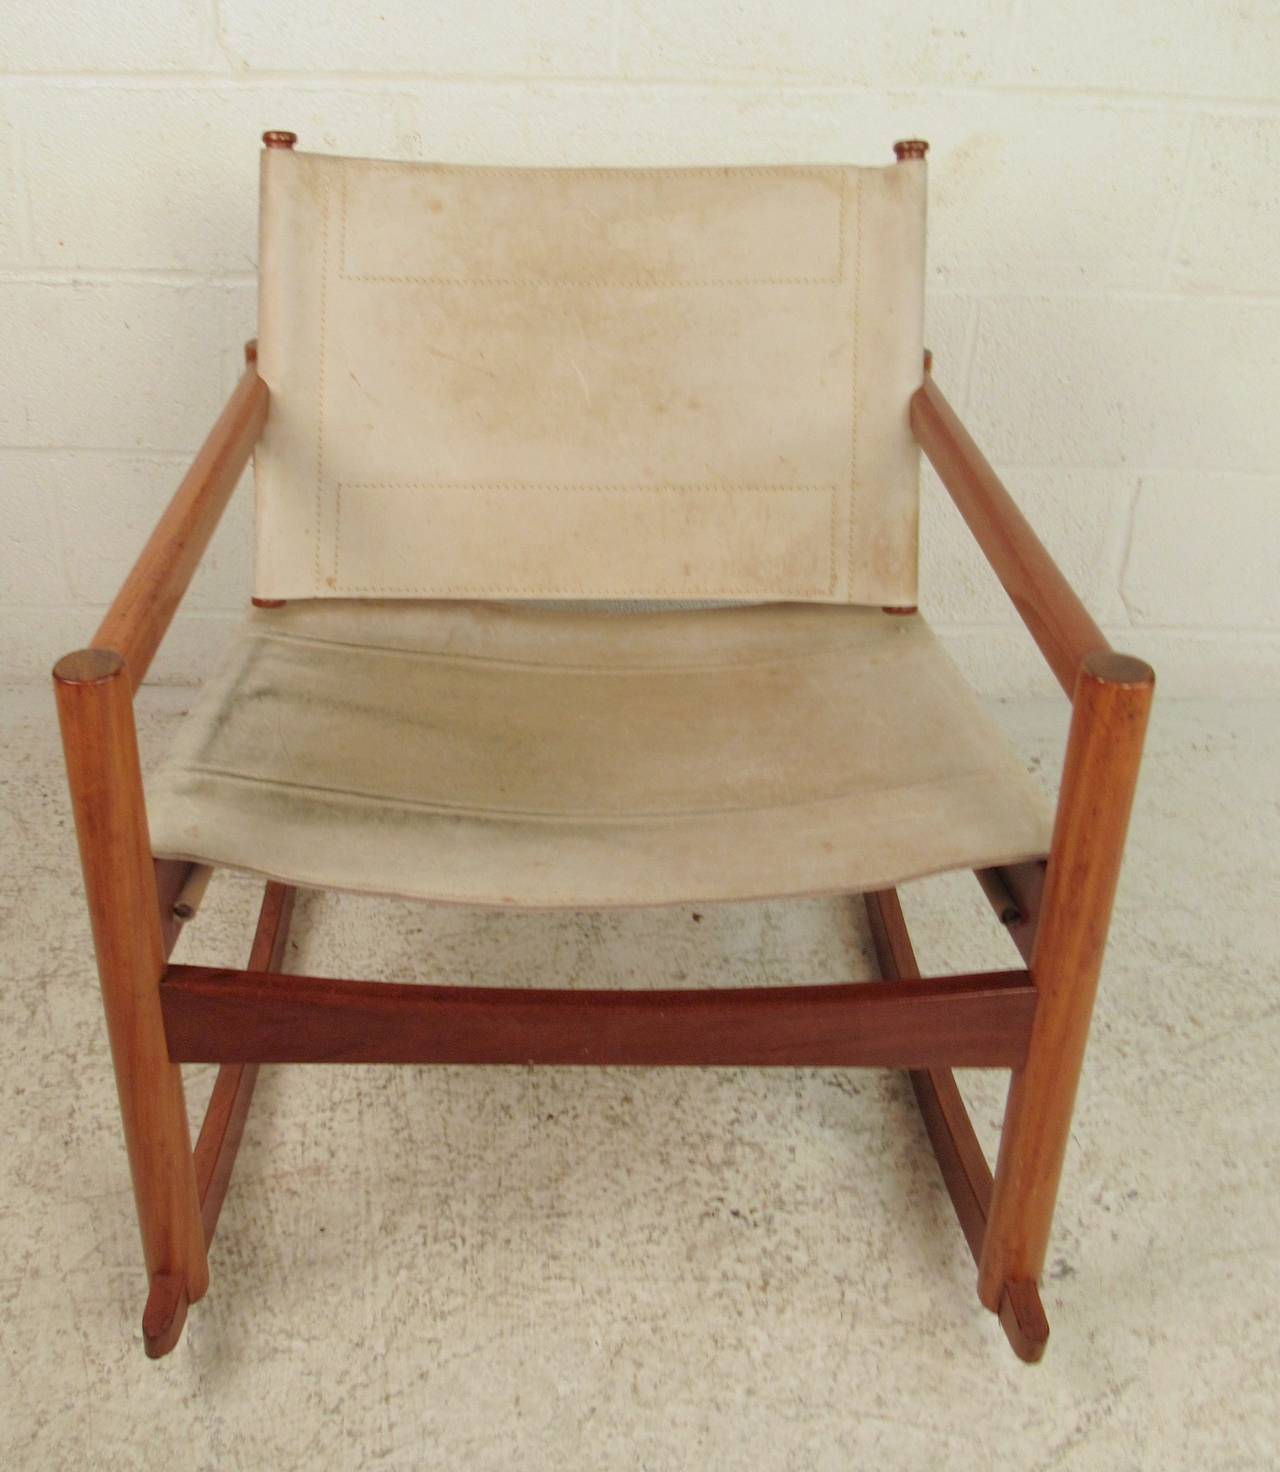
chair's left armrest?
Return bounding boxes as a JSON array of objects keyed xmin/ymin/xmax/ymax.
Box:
[{"xmin": 93, "ymin": 350, "xmax": 269, "ymax": 693}]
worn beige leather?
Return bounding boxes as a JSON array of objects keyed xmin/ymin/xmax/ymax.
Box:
[
  {"xmin": 147, "ymin": 602, "xmax": 1051, "ymax": 908},
  {"xmin": 254, "ymin": 150, "xmax": 925, "ymax": 605}
]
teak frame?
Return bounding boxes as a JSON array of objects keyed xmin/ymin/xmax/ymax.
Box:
[{"xmin": 53, "ymin": 138, "xmax": 1153, "ymax": 1364}]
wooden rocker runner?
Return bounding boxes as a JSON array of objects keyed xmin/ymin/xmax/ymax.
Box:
[{"xmin": 54, "ymin": 133, "xmax": 1153, "ymax": 1361}]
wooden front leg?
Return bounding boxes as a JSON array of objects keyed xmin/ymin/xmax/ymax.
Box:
[
  {"xmin": 979, "ymin": 651, "xmax": 1154, "ymax": 1308},
  {"xmin": 54, "ymin": 650, "xmax": 209, "ymax": 1330}
]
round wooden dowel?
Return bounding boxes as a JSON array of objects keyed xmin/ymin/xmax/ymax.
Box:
[{"xmin": 53, "ymin": 647, "xmax": 125, "ymax": 687}]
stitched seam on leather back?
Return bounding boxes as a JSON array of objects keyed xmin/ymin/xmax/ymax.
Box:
[
  {"xmin": 312, "ymin": 174, "xmax": 331, "ymax": 588},
  {"xmin": 846, "ymin": 172, "xmax": 864, "ymax": 597},
  {"xmin": 295, "ymin": 158, "xmax": 881, "ymax": 601}
]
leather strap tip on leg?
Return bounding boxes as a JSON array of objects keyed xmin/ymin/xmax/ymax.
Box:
[
  {"xmin": 998, "ymin": 1280, "xmax": 1049, "ymax": 1363},
  {"xmin": 142, "ymin": 1272, "xmax": 189, "ymax": 1359}
]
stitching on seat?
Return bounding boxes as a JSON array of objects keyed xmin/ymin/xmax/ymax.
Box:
[
  {"xmin": 242, "ymin": 620, "xmax": 920, "ymax": 675},
  {"xmin": 148, "ymin": 838, "xmax": 1053, "ymax": 912},
  {"xmin": 175, "ymin": 760, "xmax": 998, "ymax": 826}
]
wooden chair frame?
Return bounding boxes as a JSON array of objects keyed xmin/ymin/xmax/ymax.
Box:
[{"xmin": 54, "ymin": 264, "xmax": 1153, "ymax": 1363}]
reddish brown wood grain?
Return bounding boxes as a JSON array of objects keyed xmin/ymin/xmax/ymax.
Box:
[
  {"xmin": 143, "ymin": 883, "xmax": 296, "ymax": 1357},
  {"xmin": 93, "ymin": 362, "xmax": 268, "ymax": 690},
  {"xmin": 140, "ymin": 1274, "xmax": 188, "ymax": 1359},
  {"xmin": 865, "ymin": 887, "xmax": 1050, "ymax": 1362},
  {"xmin": 980, "ymin": 652, "xmax": 1154, "ymax": 1310},
  {"xmin": 998, "ymin": 1280, "xmax": 1051, "ymax": 1364},
  {"xmin": 911, "ymin": 369, "xmax": 1108, "ymax": 696},
  {"xmin": 161, "ymin": 967, "xmax": 1036, "ymax": 1069},
  {"xmin": 53, "ymin": 648, "xmax": 209, "ymax": 1357},
  {"xmin": 974, "ymin": 861, "xmax": 1047, "ymax": 965},
  {"xmin": 154, "ymin": 857, "xmax": 198, "ymax": 960},
  {"xmin": 865, "ymin": 888, "xmax": 998, "ymax": 1262},
  {"xmin": 193, "ymin": 882, "xmax": 296, "ymax": 1244}
]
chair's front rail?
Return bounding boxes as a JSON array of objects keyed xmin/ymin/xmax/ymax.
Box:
[
  {"xmin": 53, "ymin": 322, "xmax": 1152, "ymax": 1363},
  {"xmin": 159, "ymin": 965, "xmax": 1035, "ymax": 1069}
]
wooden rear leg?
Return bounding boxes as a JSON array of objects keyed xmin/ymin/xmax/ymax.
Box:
[
  {"xmin": 866, "ymin": 887, "xmax": 1049, "ymax": 1362},
  {"xmin": 143, "ymin": 882, "xmax": 297, "ymax": 1357}
]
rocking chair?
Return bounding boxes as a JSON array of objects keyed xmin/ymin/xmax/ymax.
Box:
[{"xmin": 53, "ymin": 133, "xmax": 1153, "ymax": 1361}]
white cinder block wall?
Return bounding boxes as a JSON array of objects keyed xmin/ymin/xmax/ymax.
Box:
[{"xmin": 2, "ymin": 1, "xmax": 1277, "ymax": 694}]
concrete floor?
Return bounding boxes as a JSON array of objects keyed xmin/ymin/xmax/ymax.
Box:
[{"xmin": 1, "ymin": 684, "xmax": 1276, "ymax": 1469}]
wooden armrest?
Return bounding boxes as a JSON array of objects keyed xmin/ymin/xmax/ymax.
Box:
[
  {"xmin": 910, "ymin": 364, "xmax": 1108, "ymax": 698},
  {"xmin": 93, "ymin": 352, "xmax": 269, "ymax": 694}
]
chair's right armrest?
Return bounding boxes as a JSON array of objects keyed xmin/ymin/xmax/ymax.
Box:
[{"xmin": 910, "ymin": 360, "xmax": 1107, "ymax": 699}]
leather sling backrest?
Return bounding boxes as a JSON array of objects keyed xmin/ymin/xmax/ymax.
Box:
[{"xmin": 253, "ymin": 149, "xmax": 926, "ymax": 605}]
